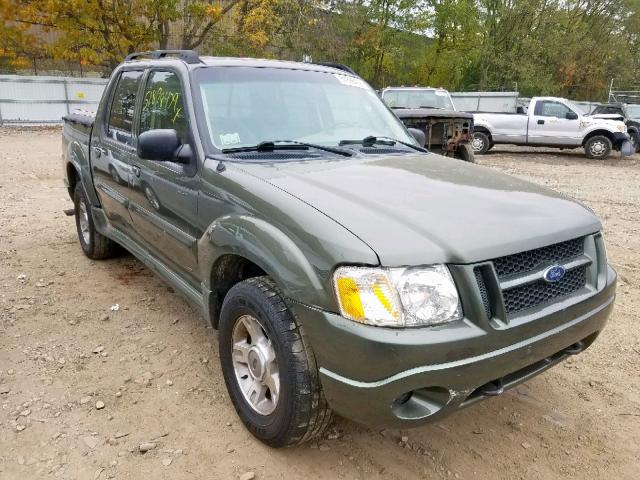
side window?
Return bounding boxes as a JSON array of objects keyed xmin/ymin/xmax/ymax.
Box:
[
  {"xmin": 107, "ymin": 71, "xmax": 143, "ymax": 146},
  {"xmin": 536, "ymin": 101, "xmax": 572, "ymax": 118},
  {"xmin": 139, "ymin": 71, "xmax": 188, "ymax": 143}
]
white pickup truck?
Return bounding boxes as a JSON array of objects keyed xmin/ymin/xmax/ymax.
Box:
[{"xmin": 472, "ymin": 97, "xmax": 633, "ymax": 159}]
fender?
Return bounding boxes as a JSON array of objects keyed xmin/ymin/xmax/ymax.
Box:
[
  {"xmin": 198, "ymin": 214, "xmax": 335, "ymax": 326},
  {"xmin": 472, "ymin": 118, "xmax": 492, "ymax": 132},
  {"xmin": 63, "ymin": 125, "xmax": 101, "ymax": 206},
  {"xmin": 579, "ymin": 122, "xmax": 621, "ymax": 139}
]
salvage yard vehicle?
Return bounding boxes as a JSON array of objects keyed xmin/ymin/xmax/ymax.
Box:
[
  {"xmin": 590, "ymin": 102, "xmax": 640, "ymax": 152},
  {"xmin": 62, "ymin": 51, "xmax": 617, "ymax": 448},
  {"xmin": 472, "ymin": 96, "xmax": 633, "ymax": 159},
  {"xmin": 381, "ymin": 87, "xmax": 474, "ymax": 162}
]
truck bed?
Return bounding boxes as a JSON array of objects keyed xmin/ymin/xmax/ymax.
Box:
[{"xmin": 61, "ymin": 111, "xmax": 95, "ymax": 200}]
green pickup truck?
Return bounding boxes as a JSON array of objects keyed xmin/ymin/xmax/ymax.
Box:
[{"xmin": 62, "ymin": 50, "xmax": 616, "ymax": 448}]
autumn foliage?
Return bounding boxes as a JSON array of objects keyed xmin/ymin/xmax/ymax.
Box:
[{"xmin": 1, "ymin": 0, "xmax": 639, "ymax": 99}]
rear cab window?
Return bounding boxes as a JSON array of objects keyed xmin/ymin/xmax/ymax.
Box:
[{"xmin": 106, "ymin": 71, "xmax": 144, "ymax": 146}]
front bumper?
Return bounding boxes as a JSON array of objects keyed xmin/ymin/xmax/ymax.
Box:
[
  {"xmin": 612, "ymin": 132, "xmax": 634, "ymax": 155},
  {"xmin": 291, "ymin": 265, "xmax": 616, "ymax": 428}
]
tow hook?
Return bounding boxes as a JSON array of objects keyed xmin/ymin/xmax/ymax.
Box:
[
  {"xmin": 565, "ymin": 341, "xmax": 584, "ymax": 355},
  {"xmin": 479, "ymin": 378, "xmax": 504, "ymax": 396},
  {"xmin": 63, "ymin": 208, "xmax": 75, "ymax": 216}
]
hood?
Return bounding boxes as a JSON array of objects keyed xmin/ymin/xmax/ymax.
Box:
[
  {"xmin": 584, "ymin": 114, "xmax": 626, "ymax": 128},
  {"xmin": 588, "ymin": 113, "xmax": 624, "ymax": 121},
  {"xmin": 236, "ymin": 154, "xmax": 601, "ymax": 266}
]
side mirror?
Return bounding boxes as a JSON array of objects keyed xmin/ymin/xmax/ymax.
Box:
[
  {"xmin": 138, "ymin": 129, "xmax": 190, "ymax": 163},
  {"xmin": 565, "ymin": 111, "xmax": 579, "ymax": 120},
  {"xmin": 408, "ymin": 127, "xmax": 426, "ymax": 148}
]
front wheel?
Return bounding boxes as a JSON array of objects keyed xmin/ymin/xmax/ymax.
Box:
[
  {"xmin": 471, "ymin": 131, "xmax": 491, "ymax": 154},
  {"xmin": 218, "ymin": 276, "xmax": 332, "ymax": 447},
  {"xmin": 584, "ymin": 135, "xmax": 612, "ymax": 159}
]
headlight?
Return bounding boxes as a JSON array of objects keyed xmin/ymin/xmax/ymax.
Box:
[{"xmin": 333, "ymin": 265, "xmax": 462, "ymax": 327}]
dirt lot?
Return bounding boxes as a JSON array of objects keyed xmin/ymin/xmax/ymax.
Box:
[{"xmin": 0, "ymin": 129, "xmax": 638, "ymax": 480}]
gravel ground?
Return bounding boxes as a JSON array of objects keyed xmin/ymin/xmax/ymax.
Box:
[{"xmin": 0, "ymin": 129, "xmax": 639, "ymax": 479}]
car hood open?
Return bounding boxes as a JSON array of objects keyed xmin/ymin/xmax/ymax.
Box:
[{"xmin": 237, "ymin": 153, "xmax": 601, "ymax": 266}]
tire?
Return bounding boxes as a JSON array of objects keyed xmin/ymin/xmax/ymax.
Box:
[
  {"xmin": 584, "ymin": 135, "xmax": 612, "ymax": 159},
  {"xmin": 218, "ymin": 276, "xmax": 332, "ymax": 447},
  {"xmin": 471, "ymin": 131, "xmax": 491, "ymax": 154},
  {"xmin": 629, "ymin": 131, "xmax": 640, "ymax": 153},
  {"xmin": 454, "ymin": 143, "xmax": 475, "ymax": 162},
  {"xmin": 73, "ymin": 183, "xmax": 119, "ymax": 259}
]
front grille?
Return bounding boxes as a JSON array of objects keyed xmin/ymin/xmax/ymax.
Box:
[
  {"xmin": 493, "ymin": 237, "xmax": 584, "ymax": 279},
  {"xmin": 472, "ymin": 236, "xmax": 591, "ymax": 319},
  {"xmin": 502, "ymin": 266, "xmax": 587, "ymax": 314},
  {"xmin": 474, "ymin": 268, "xmax": 493, "ymax": 318}
]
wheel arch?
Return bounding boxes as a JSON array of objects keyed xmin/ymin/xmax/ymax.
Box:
[
  {"xmin": 199, "ymin": 215, "xmax": 328, "ymax": 329},
  {"xmin": 65, "ymin": 161, "xmax": 80, "ymax": 200},
  {"xmin": 581, "ymin": 129, "xmax": 616, "ymax": 146},
  {"xmin": 472, "ymin": 125, "xmax": 492, "ymax": 139}
]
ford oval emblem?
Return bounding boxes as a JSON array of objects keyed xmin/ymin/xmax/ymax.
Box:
[{"xmin": 543, "ymin": 265, "xmax": 566, "ymax": 283}]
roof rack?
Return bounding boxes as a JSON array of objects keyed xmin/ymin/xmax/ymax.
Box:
[
  {"xmin": 124, "ymin": 50, "xmax": 201, "ymax": 64},
  {"xmin": 313, "ymin": 62, "xmax": 358, "ymax": 76}
]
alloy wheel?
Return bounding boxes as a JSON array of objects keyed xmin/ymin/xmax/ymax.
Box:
[{"xmin": 231, "ymin": 314, "xmax": 280, "ymax": 416}]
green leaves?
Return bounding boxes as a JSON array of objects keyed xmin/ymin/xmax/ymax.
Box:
[{"xmin": 1, "ymin": 0, "xmax": 639, "ymax": 100}]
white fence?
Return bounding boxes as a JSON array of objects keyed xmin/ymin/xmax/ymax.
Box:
[
  {"xmin": 450, "ymin": 91, "xmax": 519, "ymax": 113},
  {"xmin": 452, "ymin": 91, "xmax": 604, "ymax": 114},
  {"xmin": 0, "ymin": 75, "xmax": 107, "ymax": 124},
  {"xmin": 0, "ymin": 75, "xmax": 606, "ymax": 123}
]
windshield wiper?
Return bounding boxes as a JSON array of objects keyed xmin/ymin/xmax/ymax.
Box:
[
  {"xmin": 392, "ymin": 106, "xmax": 444, "ymax": 110},
  {"xmin": 339, "ymin": 135, "xmax": 426, "ymax": 152},
  {"xmin": 222, "ymin": 140, "xmax": 352, "ymax": 157},
  {"xmin": 339, "ymin": 135, "xmax": 396, "ymax": 147}
]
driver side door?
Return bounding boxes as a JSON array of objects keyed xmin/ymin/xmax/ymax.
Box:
[
  {"xmin": 528, "ymin": 100, "xmax": 581, "ymax": 146},
  {"xmin": 125, "ymin": 69, "xmax": 202, "ymax": 287}
]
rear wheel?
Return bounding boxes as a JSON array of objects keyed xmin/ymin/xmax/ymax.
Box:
[
  {"xmin": 219, "ymin": 276, "xmax": 332, "ymax": 447},
  {"xmin": 454, "ymin": 143, "xmax": 475, "ymax": 162},
  {"xmin": 74, "ymin": 183, "xmax": 118, "ymax": 259},
  {"xmin": 471, "ymin": 131, "xmax": 491, "ymax": 154},
  {"xmin": 584, "ymin": 135, "xmax": 612, "ymax": 159}
]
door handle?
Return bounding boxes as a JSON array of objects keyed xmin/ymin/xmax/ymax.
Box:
[
  {"xmin": 132, "ymin": 165, "xmax": 141, "ymax": 177},
  {"xmin": 537, "ymin": 119, "xmax": 545, "ymax": 125},
  {"xmin": 94, "ymin": 146, "xmax": 108, "ymax": 157}
]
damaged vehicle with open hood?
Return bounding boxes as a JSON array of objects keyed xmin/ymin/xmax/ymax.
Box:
[
  {"xmin": 381, "ymin": 86, "xmax": 475, "ymax": 162},
  {"xmin": 62, "ymin": 51, "xmax": 617, "ymax": 447}
]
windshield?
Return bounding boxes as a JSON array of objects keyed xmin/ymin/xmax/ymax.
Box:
[
  {"xmin": 192, "ymin": 67, "xmax": 415, "ymax": 151},
  {"xmin": 382, "ymin": 89, "xmax": 455, "ymax": 110},
  {"xmin": 626, "ymin": 105, "xmax": 640, "ymax": 118}
]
